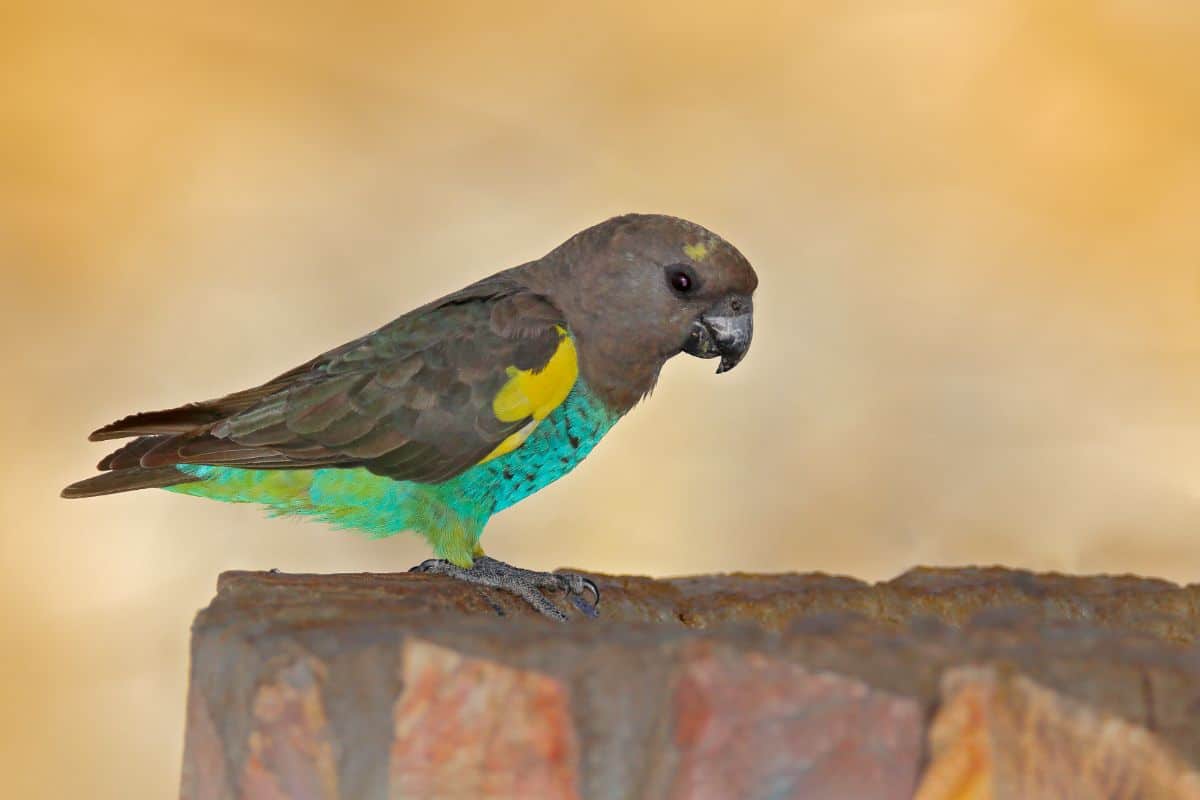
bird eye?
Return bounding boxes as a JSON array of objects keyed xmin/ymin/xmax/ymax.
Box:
[{"xmin": 666, "ymin": 265, "xmax": 699, "ymax": 295}]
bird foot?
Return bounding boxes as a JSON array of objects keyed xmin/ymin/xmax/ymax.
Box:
[{"xmin": 410, "ymin": 555, "xmax": 599, "ymax": 621}]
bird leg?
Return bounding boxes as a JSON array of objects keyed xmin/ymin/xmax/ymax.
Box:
[{"xmin": 410, "ymin": 555, "xmax": 599, "ymax": 621}]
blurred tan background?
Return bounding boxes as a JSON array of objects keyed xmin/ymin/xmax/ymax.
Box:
[{"xmin": 3, "ymin": 1, "xmax": 1200, "ymax": 797}]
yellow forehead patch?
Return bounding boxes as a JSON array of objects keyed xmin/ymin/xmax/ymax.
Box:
[{"xmin": 683, "ymin": 241, "xmax": 710, "ymax": 261}]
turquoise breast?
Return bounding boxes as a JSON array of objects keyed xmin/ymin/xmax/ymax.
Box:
[{"xmin": 436, "ymin": 379, "xmax": 620, "ymax": 518}]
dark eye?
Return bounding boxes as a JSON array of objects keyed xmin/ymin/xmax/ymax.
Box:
[{"xmin": 666, "ymin": 265, "xmax": 699, "ymax": 295}]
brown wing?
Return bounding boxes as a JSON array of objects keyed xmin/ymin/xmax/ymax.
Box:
[{"xmin": 93, "ymin": 279, "xmax": 567, "ymax": 484}]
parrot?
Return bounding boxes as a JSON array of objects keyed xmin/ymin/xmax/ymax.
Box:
[{"xmin": 62, "ymin": 213, "xmax": 758, "ymax": 620}]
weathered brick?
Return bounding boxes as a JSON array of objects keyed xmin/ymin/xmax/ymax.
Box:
[
  {"xmin": 390, "ymin": 640, "xmax": 580, "ymax": 800},
  {"xmin": 655, "ymin": 642, "xmax": 922, "ymax": 800},
  {"xmin": 915, "ymin": 665, "xmax": 1200, "ymax": 800},
  {"xmin": 237, "ymin": 658, "xmax": 340, "ymax": 800}
]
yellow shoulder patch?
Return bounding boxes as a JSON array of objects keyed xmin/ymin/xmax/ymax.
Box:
[{"xmin": 480, "ymin": 327, "xmax": 578, "ymax": 464}]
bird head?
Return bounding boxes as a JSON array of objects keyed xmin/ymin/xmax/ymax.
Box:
[{"xmin": 533, "ymin": 213, "xmax": 758, "ymax": 411}]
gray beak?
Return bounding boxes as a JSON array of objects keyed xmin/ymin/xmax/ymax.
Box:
[{"xmin": 682, "ymin": 295, "xmax": 754, "ymax": 374}]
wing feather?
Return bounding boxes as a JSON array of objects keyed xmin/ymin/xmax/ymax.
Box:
[{"xmin": 109, "ymin": 280, "xmax": 571, "ymax": 484}]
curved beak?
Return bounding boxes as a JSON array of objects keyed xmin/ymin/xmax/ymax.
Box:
[{"xmin": 682, "ymin": 295, "xmax": 754, "ymax": 374}]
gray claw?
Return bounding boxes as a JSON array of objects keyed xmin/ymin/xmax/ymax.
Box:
[
  {"xmin": 552, "ymin": 572, "xmax": 600, "ymax": 617},
  {"xmin": 408, "ymin": 556, "xmax": 598, "ymax": 622},
  {"xmin": 580, "ymin": 577, "xmax": 600, "ymax": 608},
  {"xmin": 561, "ymin": 575, "xmax": 600, "ymax": 606},
  {"xmin": 551, "ymin": 572, "xmax": 600, "ymax": 613}
]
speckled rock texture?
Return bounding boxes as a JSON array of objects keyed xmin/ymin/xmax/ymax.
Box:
[{"xmin": 181, "ymin": 568, "xmax": 1200, "ymax": 800}]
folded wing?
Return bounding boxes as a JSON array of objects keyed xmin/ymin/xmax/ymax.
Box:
[{"xmin": 74, "ymin": 279, "xmax": 571, "ymax": 489}]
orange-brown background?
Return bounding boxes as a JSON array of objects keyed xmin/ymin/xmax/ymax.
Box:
[{"xmin": 4, "ymin": 2, "xmax": 1200, "ymax": 797}]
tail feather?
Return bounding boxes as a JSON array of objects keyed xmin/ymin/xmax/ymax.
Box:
[
  {"xmin": 96, "ymin": 435, "xmax": 169, "ymax": 470},
  {"xmin": 60, "ymin": 466, "xmax": 199, "ymax": 499},
  {"xmin": 89, "ymin": 404, "xmax": 227, "ymax": 441},
  {"xmin": 88, "ymin": 364, "xmax": 316, "ymax": 442}
]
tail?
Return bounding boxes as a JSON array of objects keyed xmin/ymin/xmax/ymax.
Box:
[
  {"xmin": 61, "ymin": 465, "xmax": 198, "ymax": 499},
  {"xmin": 88, "ymin": 404, "xmax": 228, "ymax": 441},
  {"xmin": 86, "ymin": 361, "xmax": 315, "ymax": 442},
  {"xmin": 63, "ymin": 429, "xmax": 206, "ymax": 499},
  {"xmin": 66, "ymin": 363, "xmax": 318, "ymax": 499}
]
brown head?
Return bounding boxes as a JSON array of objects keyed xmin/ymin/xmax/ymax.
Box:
[{"xmin": 521, "ymin": 213, "xmax": 759, "ymax": 412}]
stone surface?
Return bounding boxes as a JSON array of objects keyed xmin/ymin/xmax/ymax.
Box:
[
  {"xmin": 915, "ymin": 665, "xmax": 1200, "ymax": 800},
  {"xmin": 181, "ymin": 567, "xmax": 1200, "ymax": 799},
  {"xmin": 390, "ymin": 640, "xmax": 580, "ymax": 799},
  {"xmin": 655, "ymin": 642, "xmax": 922, "ymax": 799},
  {"xmin": 239, "ymin": 658, "xmax": 339, "ymax": 800}
]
